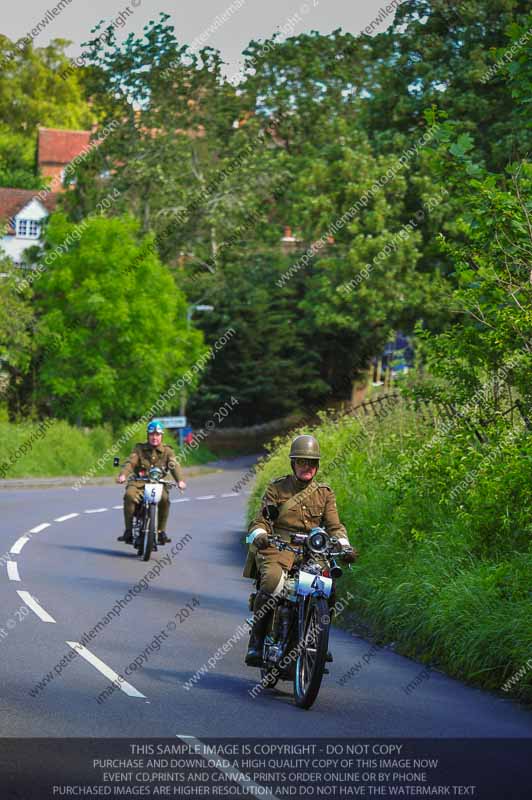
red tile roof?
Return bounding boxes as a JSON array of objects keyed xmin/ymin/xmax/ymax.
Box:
[
  {"xmin": 0, "ymin": 188, "xmax": 59, "ymax": 234},
  {"xmin": 38, "ymin": 127, "xmax": 92, "ymax": 166}
]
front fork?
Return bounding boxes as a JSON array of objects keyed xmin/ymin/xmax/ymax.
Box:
[
  {"xmin": 133, "ymin": 502, "xmax": 150, "ymax": 545},
  {"xmin": 298, "ymin": 595, "xmax": 306, "ymax": 642}
]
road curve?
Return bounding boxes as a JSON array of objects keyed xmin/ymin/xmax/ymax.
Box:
[{"xmin": 0, "ymin": 460, "xmax": 531, "ymax": 739}]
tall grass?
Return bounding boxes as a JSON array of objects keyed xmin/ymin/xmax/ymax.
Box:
[{"xmin": 249, "ymin": 406, "xmax": 532, "ymax": 703}]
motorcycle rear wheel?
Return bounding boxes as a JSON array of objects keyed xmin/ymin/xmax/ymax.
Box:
[
  {"xmin": 142, "ymin": 505, "xmax": 156, "ymax": 561},
  {"xmin": 293, "ymin": 595, "xmax": 330, "ymax": 709}
]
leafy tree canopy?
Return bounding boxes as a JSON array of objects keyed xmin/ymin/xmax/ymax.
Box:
[{"xmin": 32, "ymin": 213, "xmax": 204, "ymax": 427}]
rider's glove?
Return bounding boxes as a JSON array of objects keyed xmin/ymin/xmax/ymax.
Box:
[
  {"xmin": 338, "ymin": 537, "xmax": 358, "ymax": 563},
  {"xmin": 246, "ymin": 529, "xmax": 270, "ymax": 550},
  {"xmin": 341, "ymin": 546, "xmax": 358, "ymax": 564}
]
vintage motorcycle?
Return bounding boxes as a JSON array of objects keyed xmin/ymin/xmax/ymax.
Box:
[
  {"xmin": 114, "ymin": 459, "xmax": 177, "ymax": 561},
  {"xmin": 247, "ymin": 504, "xmax": 352, "ymax": 709}
]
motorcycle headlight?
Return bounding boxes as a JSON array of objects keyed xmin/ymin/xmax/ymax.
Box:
[
  {"xmin": 149, "ymin": 467, "xmax": 163, "ymax": 480},
  {"xmin": 307, "ymin": 527, "xmax": 329, "ymax": 554}
]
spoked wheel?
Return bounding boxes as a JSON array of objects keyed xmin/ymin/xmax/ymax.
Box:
[
  {"xmin": 142, "ymin": 505, "xmax": 156, "ymax": 561},
  {"xmin": 294, "ymin": 595, "xmax": 330, "ymax": 709}
]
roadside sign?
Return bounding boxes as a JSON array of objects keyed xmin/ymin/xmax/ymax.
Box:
[{"xmin": 158, "ymin": 416, "xmax": 187, "ymax": 429}]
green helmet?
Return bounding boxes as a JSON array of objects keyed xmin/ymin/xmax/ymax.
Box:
[{"xmin": 289, "ymin": 434, "xmax": 320, "ymax": 461}]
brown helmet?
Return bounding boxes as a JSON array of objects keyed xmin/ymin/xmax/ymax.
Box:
[{"xmin": 289, "ymin": 434, "xmax": 320, "ymax": 461}]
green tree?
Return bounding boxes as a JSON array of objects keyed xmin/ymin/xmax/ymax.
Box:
[
  {"xmin": 32, "ymin": 213, "xmax": 204, "ymax": 427},
  {"xmin": 0, "ymin": 266, "xmax": 34, "ymax": 414},
  {"xmin": 0, "ymin": 35, "xmax": 93, "ymax": 189},
  {"xmin": 417, "ymin": 147, "xmax": 532, "ymax": 410},
  {"xmin": 70, "ymin": 14, "xmax": 283, "ymax": 274},
  {"xmin": 290, "ymin": 118, "xmax": 448, "ymax": 396},
  {"xmin": 363, "ymin": 0, "xmax": 532, "ymax": 168},
  {"xmin": 0, "ymin": 126, "xmax": 46, "ymax": 189},
  {"xmin": 0, "ymin": 36, "xmax": 92, "ymax": 134},
  {"xmin": 413, "ymin": 13, "xmax": 532, "ymax": 412},
  {"xmin": 188, "ymin": 252, "xmax": 329, "ymax": 425}
]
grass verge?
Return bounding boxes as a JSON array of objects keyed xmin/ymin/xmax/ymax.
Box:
[
  {"xmin": 248, "ymin": 406, "xmax": 532, "ymax": 704},
  {"xmin": 0, "ymin": 419, "xmax": 215, "ymax": 479}
]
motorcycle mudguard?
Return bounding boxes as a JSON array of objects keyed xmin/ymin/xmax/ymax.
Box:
[
  {"xmin": 144, "ymin": 482, "xmax": 164, "ymax": 505},
  {"xmin": 297, "ymin": 570, "xmax": 333, "ymax": 598}
]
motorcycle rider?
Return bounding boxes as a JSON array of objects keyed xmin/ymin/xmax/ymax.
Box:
[
  {"xmin": 243, "ymin": 434, "xmax": 357, "ymax": 666},
  {"xmin": 116, "ymin": 419, "xmax": 186, "ymax": 546}
]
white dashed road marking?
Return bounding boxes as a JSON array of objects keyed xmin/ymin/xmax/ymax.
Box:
[
  {"xmin": 54, "ymin": 513, "xmax": 79, "ymax": 522},
  {"xmin": 67, "ymin": 642, "xmax": 146, "ymax": 699},
  {"xmin": 10, "ymin": 536, "xmax": 30, "ymax": 554},
  {"xmin": 173, "ymin": 498, "xmax": 190, "ymax": 503},
  {"xmin": 221, "ymin": 492, "xmax": 239, "ymax": 498},
  {"xmin": 112, "ymin": 505, "xmax": 123, "ymax": 510},
  {"xmin": 196, "ymin": 495, "xmax": 215, "ymax": 500},
  {"xmin": 29, "ymin": 523, "xmax": 50, "ymax": 534},
  {"xmin": 17, "ymin": 590, "xmax": 56, "ymax": 623},
  {"xmin": 7, "ymin": 561, "xmax": 20, "ymax": 581},
  {"xmin": 84, "ymin": 508, "xmax": 108, "ymax": 513}
]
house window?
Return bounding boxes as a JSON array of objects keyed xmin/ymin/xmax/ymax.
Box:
[{"xmin": 16, "ymin": 219, "xmax": 40, "ymax": 239}]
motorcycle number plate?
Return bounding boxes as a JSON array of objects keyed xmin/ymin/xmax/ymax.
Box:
[
  {"xmin": 144, "ymin": 483, "xmax": 163, "ymax": 504},
  {"xmin": 297, "ymin": 570, "xmax": 333, "ymax": 598}
]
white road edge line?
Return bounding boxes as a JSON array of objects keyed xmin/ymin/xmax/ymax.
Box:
[
  {"xmin": 175, "ymin": 735, "xmax": 280, "ymax": 800},
  {"xmin": 7, "ymin": 561, "xmax": 20, "ymax": 581},
  {"xmin": 54, "ymin": 513, "xmax": 79, "ymax": 522},
  {"xmin": 10, "ymin": 536, "xmax": 30, "ymax": 554},
  {"xmin": 29, "ymin": 523, "xmax": 50, "ymax": 534},
  {"xmin": 66, "ymin": 642, "xmax": 145, "ymax": 698},
  {"xmin": 84, "ymin": 508, "xmax": 108, "ymax": 513},
  {"xmin": 17, "ymin": 590, "xmax": 56, "ymax": 623}
]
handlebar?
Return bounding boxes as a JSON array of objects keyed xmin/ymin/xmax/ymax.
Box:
[
  {"xmin": 126, "ymin": 476, "xmax": 177, "ymax": 487},
  {"xmin": 267, "ymin": 533, "xmax": 347, "ymax": 559}
]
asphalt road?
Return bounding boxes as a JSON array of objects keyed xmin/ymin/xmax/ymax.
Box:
[{"xmin": 0, "ymin": 460, "xmax": 531, "ymax": 739}]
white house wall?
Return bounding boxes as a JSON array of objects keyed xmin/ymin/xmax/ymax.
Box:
[
  {"xmin": 0, "ymin": 198, "xmax": 49, "ymax": 265},
  {"xmin": 0, "ymin": 236, "xmax": 37, "ymax": 264}
]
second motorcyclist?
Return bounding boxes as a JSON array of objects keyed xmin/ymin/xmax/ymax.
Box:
[{"xmin": 116, "ymin": 419, "xmax": 186, "ymax": 546}]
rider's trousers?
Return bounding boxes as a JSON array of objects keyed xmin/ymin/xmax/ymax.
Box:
[
  {"xmin": 255, "ymin": 547, "xmax": 295, "ymax": 595},
  {"xmin": 123, "ymin": 482, "xmax": 170, "ymax": 532}
]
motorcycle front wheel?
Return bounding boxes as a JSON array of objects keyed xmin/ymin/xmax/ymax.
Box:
[
  {"xmin": 142, "ymin": 504, "xmax": 156, "ymax": 562},
  {"xmin": 294, "ymin": 595, "xmax": 330, "ymax": 709}
]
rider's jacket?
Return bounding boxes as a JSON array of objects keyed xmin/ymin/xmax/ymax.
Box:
[
  {"xmin": 243, "ymin": 474, "xmax": 349, "ymax": 578},
  {"xmin": 122, "ymin": 442, "xmax": 184, "ymax": 483}
]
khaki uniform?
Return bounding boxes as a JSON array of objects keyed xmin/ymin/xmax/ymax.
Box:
[
  {"xmin": 122, "ymin": 442, "xmax": 184, "ymax": 533},
  {"xmin": 243, "ymin": 474, "xmax": 349, "ymax": 595}
]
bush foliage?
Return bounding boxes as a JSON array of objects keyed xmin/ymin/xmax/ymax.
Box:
[{"xmin": 249, "ymin": 407, "xmax": 532, "ymax": 703}]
